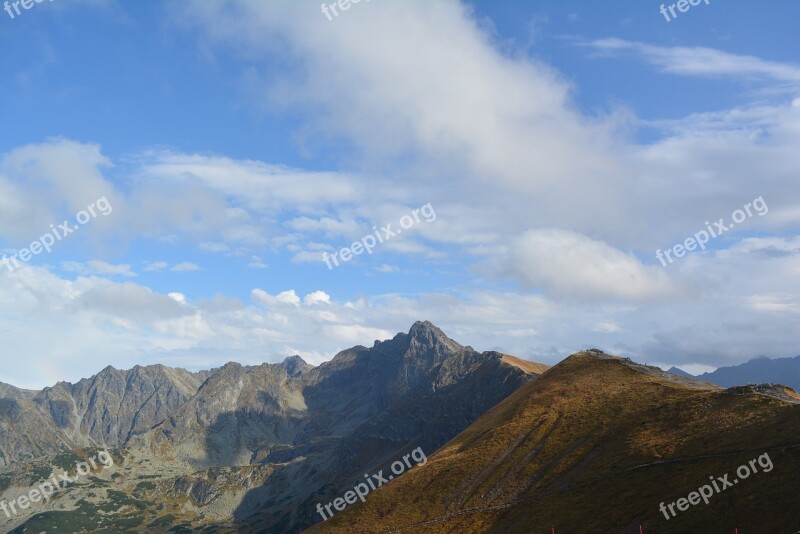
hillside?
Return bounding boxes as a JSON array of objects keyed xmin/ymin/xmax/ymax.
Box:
[{"xmin": 311, "ymin": 350, "xmax": 800, "ymax": 533}]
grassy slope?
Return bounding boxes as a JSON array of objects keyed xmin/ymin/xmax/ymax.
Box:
[{"xmin": 306, "ymin": 352, "xmax": 800, "ymax": 533}]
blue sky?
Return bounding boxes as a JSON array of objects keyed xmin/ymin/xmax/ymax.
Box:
[{"xmin": 1, "ymin": 0, "xmax": 799, "ymax": 388}]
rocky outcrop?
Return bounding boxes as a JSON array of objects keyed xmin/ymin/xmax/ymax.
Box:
[{"xmin": 0, "ymin": 364, "xmax": 208, "ymax": 464}]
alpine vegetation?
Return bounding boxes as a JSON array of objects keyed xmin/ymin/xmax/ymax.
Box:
[
  {"xmin": 658, "ymin": 452, "xmax": 774, "ymax": 521},
  {"xmin": 0, "ymin": 449, "xmax": 114, "ymax": 520}
]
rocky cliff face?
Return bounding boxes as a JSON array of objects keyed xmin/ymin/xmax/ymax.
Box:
[
  {"xmin": 232, "ymin": 322, "xmax": 540, "ymax": 531},
  {"xmin": 0, "ymin": 364, "xmax": 207, "ymax": 465},
  {"xmin": 0, "ymin": 322, "xmax": 545, "ymax": 533}
]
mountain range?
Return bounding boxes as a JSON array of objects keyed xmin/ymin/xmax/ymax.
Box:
[
  {"xmin": 0, "ymin": 321, "xmax": 544, "ymax": 532},
  {"xmin": 668, "ymin": 355, "xmax": 800, "ymax": 392},
  {"xmin": 1, "ymin": 324, "xmax": 798, "ymax": 533}
]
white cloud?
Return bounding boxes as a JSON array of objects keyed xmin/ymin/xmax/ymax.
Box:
[
  {"xmin": 0, "ymin": 139, "xmax": 118, "ymax": 242},
  {"xmin": 287, "ymin": 216, "xmax": 362, "ymax": 238},
  {"xmin": 62, "ymin": 260, "xmax": 136, "ymax": 277},
  {"xmin": 247, "ymin": 256, "xmax": 268, "ymax": 269},
  {"xmin": 322, "ymin": 324, "xmax": 393, "ymax": 345},
  {"xmin": 747, "ymin": 294, "xmax": 800, "ymax": 314},
  {"xmin": 199, "ymin": 242, "xmax": 229, "ymax": 253},
  {"xmin": 142, "ymin": 153, "xmax": 364, "ymax": 214},
  {"xmin": 593, "ymin": 322, "xmax": 621, "ymax": 333},
  {"xmin": 2, "ymin": 243, "xmax": 800, "ymax": 389},
  {"xmin": 168, "ymin": 292, "xmax": 187, "ymax": 304},
  {"xmin": 252, "ymin": 289, "xmax": 302, "ymax": 306},
  {"xmin": 584, "ymin": 38, "xmax": 800, "ymax": 86},
  {"xmin": 277, "ymin": 290, "xmax": 302, "ymax": 305},
  {"xmin": 143, "ymin": 261, "xmax": 169, "ymax": 272},
  {"xmin": 172, "ymin": 0, "xmax": 800, "ymax": 254},
  {"xmin": 70, "ymin": 281, "xmax": 190, "ymax": 323},
  {"xmin": 171, "ymin": 262, "xmax": 200, "ymax": 272},
  {"xmin": 304, "ymin": 290, "xmax": 331, "ymax": 306},
  {"xmin": 503, "ymin": 229, "xmax": 678, "ymax": 301},
  {"xmin": 291, "ymin": 250, "xmax": 327, "ymax": 264},
  {"xmin": 178, "ymin": 0, "xmax": 621, "ymax": 208}
]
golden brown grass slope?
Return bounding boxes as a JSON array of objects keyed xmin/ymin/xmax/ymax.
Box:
[
  {"xmin": 305, "ymin": 351, "xmax": 800, "ymax": 534},
  {"xmin": 501, "ymin": 354, "xmax": 550, "ymax": 375}
]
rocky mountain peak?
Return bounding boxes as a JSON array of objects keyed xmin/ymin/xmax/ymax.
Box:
[
  {"xmin": 216, "ymin": 361, "xmax": 245, "ymax": 376},
  {"xmin": 281, "ymin": 355, "xmax": 312, "ymax": 377},
  {"xmin": 407, "ymin": 320, "xmax": 462, "ymax": 355}
]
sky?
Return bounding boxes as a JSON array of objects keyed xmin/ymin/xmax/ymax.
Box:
[{"xmin": 0, "ymin": 0, "xmax": 798, "ymax": 389}]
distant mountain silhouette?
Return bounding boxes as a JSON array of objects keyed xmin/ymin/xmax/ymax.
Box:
[
  {"xmin": 669, "ymin": 355, "xmax": 800, "ymax": 391},
  {"xmin": 666, "ymin": 366, "xmax": 695, "ymax": 378}
]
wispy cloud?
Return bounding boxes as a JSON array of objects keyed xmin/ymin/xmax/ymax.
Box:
[
  {"xmin": 171, "ymin": 262, "xmax": 201, "ymax": 272},
  {"xmin": 62, "ymin": 260, "xmax": 136, "ymax": 277},
  {"xmin": 143, "ymin": 261, "xmax": 169, "ymax": 272},
  {"xmin": 583, "ymin": 38, "xmax": 800, "ymax": 86},
  {"xmin": 247, "ymin": 256, "xmax": 268, "ymax": 269},
  {"xmin": 375, "ymin": 264, "xmax": 399, "ymax": 273}
]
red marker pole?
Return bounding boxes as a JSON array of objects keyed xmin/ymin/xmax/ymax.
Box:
[{"xmin": 640, "ymin": 526, "xmax": 643, "ymax": 534}]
